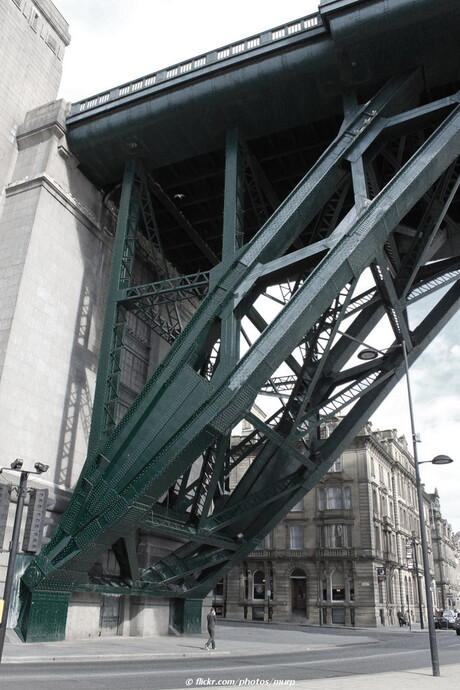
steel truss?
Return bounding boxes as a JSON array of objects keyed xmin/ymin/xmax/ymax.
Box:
[{"xmin": 17, "ymin": 71, "xmax": 460, "ymax": 641}]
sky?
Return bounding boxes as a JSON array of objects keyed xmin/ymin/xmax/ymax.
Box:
[{"xmin": 51, "ymin": 1, "xmax": 460, "ymax": 531}]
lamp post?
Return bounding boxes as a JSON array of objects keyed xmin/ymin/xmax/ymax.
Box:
[
  {"xmin": 0, "ymin": 459, "xmax": 49, "ymax": 663},
  {"xmin": 357, "ymin": 339, "xmax": 453, "ymax": 676},
  {"xmin": 400, "ymin": 341, "xmax": 454, "ymax": 677},
  {"xmin": 408, "ymin": 533, "xmax": 424, "ymax": 629}
]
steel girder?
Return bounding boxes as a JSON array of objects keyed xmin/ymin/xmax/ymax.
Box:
[{"xmin": 17, "ymin": 71, "xmax": 460, "ymax": 640}]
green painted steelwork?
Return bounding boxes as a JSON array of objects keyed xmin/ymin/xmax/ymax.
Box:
[
  {"xmin": 66, "ymin": 0, "xmax": 460, "ymax": 194},
  {"xmin": 170, "ymin": 598, "xmax": 203, "ymax": 635},
  {"xmin": 15, "ymin": 0, "xmax": 460, "ymax": 642}
]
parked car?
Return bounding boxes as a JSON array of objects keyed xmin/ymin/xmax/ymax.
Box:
[
  {"xmin": 434, "ymin": 610, "xmax": 456, "ymax": 629},
  {"xmin": 452, "ymin": 613, "xmax": 460, "ymax": 635},
  {"xmin": 443, "ymin": 610, "xmax": 456, "ymax": 628}
]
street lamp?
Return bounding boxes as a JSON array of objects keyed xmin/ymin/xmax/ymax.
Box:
[
  {"xmin": 408, "ymin": 533, "xmax": 424, "ymax": 630},
  {"xmin": 0, "ymin": 459, "xmax": 49, "ymax": 663},
  {"xmin": 357, "ymin": 339, "xmax": 453, "ymax": 676}
]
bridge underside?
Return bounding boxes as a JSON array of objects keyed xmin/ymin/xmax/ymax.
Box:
[{"xmin": 17, "ymin": 0, "xmax": 460, "ymax": 641}]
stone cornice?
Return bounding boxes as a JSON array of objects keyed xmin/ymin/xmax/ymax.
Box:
[{"xmin": 5, "ymin": 172, "xmax": 114, "ymax": 248}]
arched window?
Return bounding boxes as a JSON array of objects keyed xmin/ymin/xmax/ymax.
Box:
[
  {"xmin": 331, "ymin": 570, "xmax": 345, "ymax": 601},
  {"xmin": 253, "ymin": 570, "xmax": 265, "ymax": 600},
  {"xmin": 291, "ymin": 567, "xmax": 306, "ymax": 578}
]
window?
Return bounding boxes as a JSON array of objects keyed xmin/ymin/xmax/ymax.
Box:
[
  {"xmin": 329, "ymin": 524, "xmax": 343, "ymax": 548},
  {"xmin": 290, "ymin": 525, "xmax": 303, "ymax": 549},
  {"xmin": 30, "ymin": 11, "xmax": 40, "ymax": 32},
  {"xmin": 291, "ymin": 500, "xmax": 303, "ymax": 511},
  {"xmin": 373, "ymin": 489, "xmax": 378, "ymax": 515},
  {"xmin": 317, "ymin": 488, "xmax": 325, "ymax": 511},
  {"xmin": 327, "ymin": 487, "xmax": 342, "ymax": 509},
  {"xmin": 253, "ymin": 570, "xmax": 265, "ymax": 600},
  {"xmin": 331, "ymin": 570, "xmax": 345, "ymax": 601},
  {"xmin": 319, "ymin": 486, "xmax": 352, "ymax": 510},
  {"xmin": 374, "ymin": 525, "xmax": 381, "ymax": 550},
  {"xmin": 213, "ymin": 580, "xmax": 224, "ymax": 599},
  {"xmin": 326, "ymin": 524, "xmax": 352, "ymax": 548}
]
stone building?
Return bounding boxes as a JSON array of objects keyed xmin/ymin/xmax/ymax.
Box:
[
  {"xmin": 428, "ymin": 491, "xmax": 460, "ymax": 613},
  {"xmin": 218, "ymin": 421, "xmax": 457, "ymax": 627}
]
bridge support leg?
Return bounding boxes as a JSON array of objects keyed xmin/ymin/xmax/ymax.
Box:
[
  {"xmin": 169, "ymin": 598, "xmax": 203, "ymax": 634},
  {"xmin": 16, "ymin": 589, "xmax": 71, "ymax": 642}
]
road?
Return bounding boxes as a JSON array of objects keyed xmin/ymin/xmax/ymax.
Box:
[{"xmin": 0, "ymin": 626, "xmax": 458, "ymax": 690}]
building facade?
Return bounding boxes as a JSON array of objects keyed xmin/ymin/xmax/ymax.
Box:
[
  {"xmin": 219, "ymin": 422, "xmax": 459, "ymax": 627},
  {"xmin": 429, "ymin": 490, "xmax": 460, "ymax": 613}
]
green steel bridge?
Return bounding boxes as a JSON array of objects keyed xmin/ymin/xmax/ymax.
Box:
[{"xmin": 17, "ymin": 0, "xmax": 460, "ymax": 640}]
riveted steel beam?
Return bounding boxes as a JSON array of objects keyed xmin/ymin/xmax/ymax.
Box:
[{"xmin": 18, "ymin": 70, "xmax": 460, "ymax": 641}]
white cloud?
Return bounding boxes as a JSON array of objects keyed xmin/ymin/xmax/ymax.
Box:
[{"xmin": 371, "ymin": 314, "xmax": 460, "ymax": 530}]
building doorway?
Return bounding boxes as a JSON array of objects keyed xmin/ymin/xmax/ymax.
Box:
[
  {"xmin": 99, "ymin": 594, "xmax": 120, "ymax": 636},
  {"xmin": 290, "ymin": 568, "xmax": 306, "ymax": 613}
]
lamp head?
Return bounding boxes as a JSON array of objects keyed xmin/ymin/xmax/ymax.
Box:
[
  {"xmin": 10, "ymin": 458, "xmax": 23, "ymax": 470},
  {"xmin": 357, "ymin": 348, "xmax": 379, "ymax": 361},
  {"xmin": 34, "ymin": 462, "xmax": 49, "ymax": 474},
  {"xmin": 431, "ymin": 454, "xmax": 453, "ymax": 465}
]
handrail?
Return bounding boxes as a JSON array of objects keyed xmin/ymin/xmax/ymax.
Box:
[{"xmin": 68, "ymin": 13, "xmax": 322, "ymax": 118}]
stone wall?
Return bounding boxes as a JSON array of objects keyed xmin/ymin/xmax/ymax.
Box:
[
  {"xmin": 0, "ymin": 0, "xmax": 70, "ymax": 208},
  {"xmin": 0, "ymin": 99, "xmax": 115, "ymax": 489}
]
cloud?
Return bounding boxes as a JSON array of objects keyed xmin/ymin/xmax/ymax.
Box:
[
  {"xmin": 371, "ymin": 313, "xmax": 460, "ymax": 530},
  {"xmin": 53, "ymin": 0, "xmax": 320, "ymax": 101}
]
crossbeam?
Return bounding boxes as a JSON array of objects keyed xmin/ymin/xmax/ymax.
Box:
[{"xmin": 17, "ymin": 62, "xmax": 460, "ymax": 641}]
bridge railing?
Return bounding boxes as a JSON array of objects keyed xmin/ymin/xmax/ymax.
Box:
[{"xmin": 69, "ymin": 12, "xmax": 323, "ymax": 119}]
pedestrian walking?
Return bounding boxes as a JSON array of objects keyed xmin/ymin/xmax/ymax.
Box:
[
  {"xmin": 205, "ymin": 607, "xmax": 216, "ymax": 650},
  {"xmin": 397, "ymin": 611, "xmax": 407, "ymax": 627}
]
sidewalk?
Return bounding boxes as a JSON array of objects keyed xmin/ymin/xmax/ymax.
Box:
[{"xmin": 2, "ymin": 624, "xmax": 458, "ymax": 689}]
